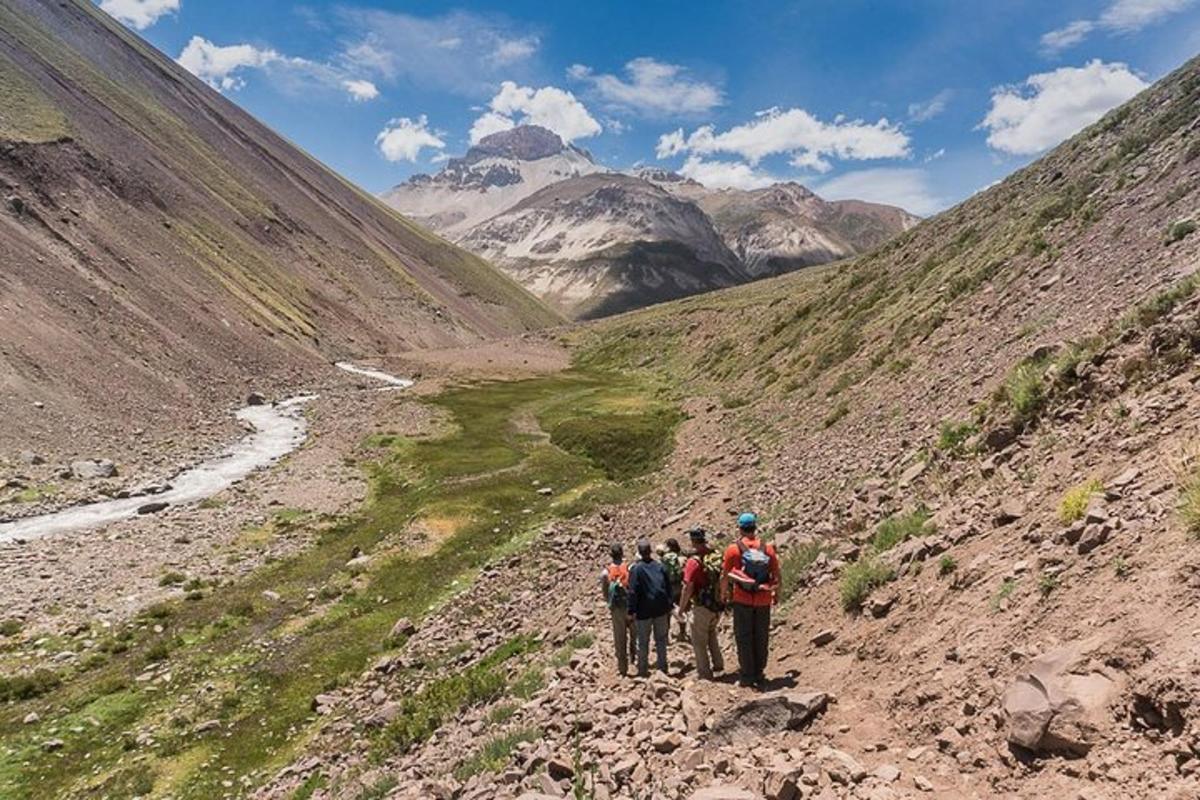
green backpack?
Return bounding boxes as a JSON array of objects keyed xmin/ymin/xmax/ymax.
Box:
[
  {"xmin": 662, "ymin": 551, "xmax": 683, "ymax": 597},
  {"xmin": 694, "ymin": 551, "xmax": 726, "ymax": 612}
]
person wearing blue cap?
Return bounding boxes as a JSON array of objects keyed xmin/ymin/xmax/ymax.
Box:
[{"xmin": 721, "ymin": 512, "xmax": 780, "ymax": 688}]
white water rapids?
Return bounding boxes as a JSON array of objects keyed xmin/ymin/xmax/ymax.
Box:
[{"xmin": 0, "ymin": 363, "xmax": 410, "ymax": 542}]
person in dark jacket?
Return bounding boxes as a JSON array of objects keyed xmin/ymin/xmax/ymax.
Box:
[{"xmin": 628, "ymin": 539, "xmax": 672, "ymax": 676}]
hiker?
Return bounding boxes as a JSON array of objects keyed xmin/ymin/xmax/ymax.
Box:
[
  {"xmin": 677, "ymin": 526, "xmax": 726, "ymax": 680},
  {"xmin": 660, "ymin": 537, "xmax": 686, "ymax": 641},
  {"xmin": 600, "ymin": 543, "xmax": 637, "ymax": 676},
  {"xmin": 628, "ymin": 538, "xmax": 672, "ymax": 677},
  {"xmin": 721, "ymin": 513, "xmax": 780, "ymax": 688}
]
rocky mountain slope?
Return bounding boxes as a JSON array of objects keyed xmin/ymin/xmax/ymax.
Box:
[
  {"xmin": 0, "ymin": 0, "xmax": 560, "ymax": 465},
  {"xmin": 383, "ymin": 127, "xmax": 917, "ymax": 317},
  {"xmin": 459, "ymin": 173, "xmax": 749, "ymax": 318},
  {"xmin": 643, "ymin": 172, "xmax": 921, "ymax": 278},
  {"xmin": 243, "ymin": 53, "xmax": 1200, "ymax": 800}
]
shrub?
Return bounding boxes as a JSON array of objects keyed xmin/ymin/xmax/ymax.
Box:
[
  {"xmin": 1113, "ymin": 557, "xmax": 1131, "ymax": 579},
  {"xmin": 0, "ymin": 619, "xmax": 22, "ymax": 637},
  {"xmin": 158, "ymin": 571, "xmax": 186, "ymax": 587},
  {"xmin": 1038, "ymin": 574, "xmax": 1060, "ymax": 598},
  {"xmin": 487, "ymin": 703, "xmax": 517, "ymax": 725},
  {"xmin": 1178, "ymin": 472, "xmax": 1200, "ymax": 538},
  {"xmin": 0, "ymin": 668, "xmax": 60, "ymax": 702},
  {"xmin": 822, "ymin": 400, "xmax": 849, "ymax": 429},
  {"xmin": 1059, "ymin": 478, "xmax": 1104, "ymax": 524},
  {"xmin": 777, "ymin": 541, "xmax": 831, "ymax": 603},
  {"xmin": 839, "ymin": 557, "xmax": 895, "ymax": 612},
  {"xmin": 871, "ymin": 508, "xmax": 932, "ymax": 554},
  {"xmin": 1004, "ymin": 361, "xmax": 1047, "ymax": 424},
  {"xmin": 1166, "ymin": 219, "xmax": 1197, "ymax": 244},
  {"xmin": 937, "ymin": 421, "xmax": 978, "ymax": 455},
  {"xmin": 991, "ymin": 579, "xmax": 1017, "ymax": 611},
  {"xmin": 453, "ymin": 727, "xmax": 541, "ymax": 780},
  {"xmin": 938, "ymin": 555, "xmax": 957, "ymax": 576}
]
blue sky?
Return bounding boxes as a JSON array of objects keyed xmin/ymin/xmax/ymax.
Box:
[{"xmin": 99, "ymin": 0, "xmax": 1200, "ymax": 214}]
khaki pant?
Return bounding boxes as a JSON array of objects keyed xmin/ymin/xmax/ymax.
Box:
[
  {"xmin": 691, "ymin": 605, "xmax": 725, "ymax": 680},
  {"xmin": 610, "ymin": 606, "xmax": 637, "ymax": 676}
]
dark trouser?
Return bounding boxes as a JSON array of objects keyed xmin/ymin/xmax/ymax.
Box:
[
  {"xmin": 635, "ymin": 613, "xmax": 670, "ymax": 677},
  {"xmin": 732, "ymin": 602, "xmax": 771, "ymax": 684}
]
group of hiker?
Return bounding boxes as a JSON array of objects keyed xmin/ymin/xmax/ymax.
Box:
[{"xmin": 599, "ymin": 512, "xmax": 781, "ymax": 688}]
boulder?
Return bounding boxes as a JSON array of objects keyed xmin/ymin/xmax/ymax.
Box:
[
  {"xmin": 707, "ymin": 689, "xmax": 827, "ymax": 746},
  {"xmin": 982, "ymin": 424, "xmax": 1018, "ymax": 452},
  {"xmin": 246, "ymin": 392, "xmax": 267, "ymax": 406},
  {"xmin": 992, "ymin": 499, "xmax": 1025, "ymax": 527},
  {"xmin": 18, "ymin": 451, "xmax": 43, "ymax": 466},
  {"xmin": 136, "ymin": 501, "xmax": 169, "ymax": 515},
  {"xmin": 1002, "ymin": 638, "xmax": 1122, "ymax": 756},
  {"xmin": 70, "ymin": 459, "xmax": 116, "ymax": 479},
  {"xmin": 390, "ymin": 617, "xmax": 417, "ymax": 639}
]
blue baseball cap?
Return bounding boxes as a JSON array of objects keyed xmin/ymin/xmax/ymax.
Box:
[{"xmin": 737, "ymin": 512, "xmax": 757, "ymax": 530}]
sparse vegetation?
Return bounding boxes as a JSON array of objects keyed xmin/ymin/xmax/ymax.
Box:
[
  {"xmin": 1113, "ymin": 557, "xmax": 1131, "ymax": 579},
  {"xmin": 839, "ymin": 557, "xmax": 895, "ymax": 612},
  {"xmin": 937, "ymin": 420, "xmax": 978, "ymax": 455},
  {"xmin": 1059, "ymin": 478, "xmax": 1104, "ymax": 524},
  {"xmin": 1177, "ymin": 470, "xmax": 1200, "ymax": 538},
  {"xmin": 0, "ymin": 619, "xmax": 22, "ymax": 637},
  {"xmin": 158, "ymin": 571, "xmax": 187, "ymax": 587},
  {"xmin": 822, "ymin": 400, "xmax": 849, "ymax": 429},
  {"xmin": 453, "ymin": 727, "xmax": 541, "ymax": 780},
  {"xmin": 1038, "ymin": 573, "xmax": 1060, "ymax": 598},
  {"xmin": 1002, "ymin": 359, "xmax": 1048, "ymax": 424},
  {"xmin": 938, "ymin": 555, "xmax": 957, "ymax": 576},
  {"xmin": 0, "ymin": 668, "xmax": 60, "ymax": 702},
  {"xmin": 871, "ymin": 508, "xmax": 932, "ymax": 554},
  {"xmin": 991, "ymin": 578, "xmax": 1017, "ymax": 611},
  {"xmin": 1166, "ymin": 219, "xmax": 1197, "ymax": 244},
  {"xmin": 777, "ymin": 541, "xmax": 832, "ymax": 603}
]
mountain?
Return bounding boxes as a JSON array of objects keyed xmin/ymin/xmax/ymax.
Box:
[
  {"xmin": 380, "ymin": 125, "xmax": 605, "ymax": 238},
  {"xmin": 645, "ymin": 173, "xmax": 922, "ymax": 277},
  {"xmin": 0, "ymin": 0, "xmax": 559, "ymax": 453},
  {"xmin": 383, "ymin": 126, "xmax": 918, "ymax": 318},
  {"xmin": 458, "ymin": 173, "xmax": 748, "ymax": 318}
]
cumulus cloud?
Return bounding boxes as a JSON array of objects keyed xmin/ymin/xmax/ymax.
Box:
[
  {"xmin": 677, "ymin": 156, "xmax": 777, "ymax": 190},
  {"xmin": 469, "ymin": 82, "xmax": 601, "ymax": 144},
  {"xmin": 1041, "ymin": 0, "xmax": 1195, "ymax": 52},
  {"xmin": 907, "ymin": 89, "xmax": 953, "ymax": 122},
  {"xmin": 568, "ymin": 57, "xmax": 723, "ymax": 116},
  {"xmin": 980, "ymin": 60, "xmax": 1148, "ymax": 155},
  {"xmin": 659, "ymin": 107, "xmax": 910, "ymax": 173},
  {"xmin": 814, "ymin": 168, "xmax": 945, "ymax": 216},
  {"xmin": 376, "ymin": 116, "xmax": 446, "ymax": 162},
  {"xmin": 177, "ymin": 37, "xmax": 282, "ymax": 91},
  {"xmin": 343, "ymin": 79, "xmax": 380, "ymax": 102},
  {"xmin": 98, "ymin": 0, "xmax": 179, "ymax": 30},
  {"xmin": 339, "ymin": 9, "xmax": 541, "ymax": 95}
]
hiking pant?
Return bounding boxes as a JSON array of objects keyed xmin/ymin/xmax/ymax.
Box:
[
  {"xmin": 635, "ymin": 613, "xmax": 670, "ymax": 677},
  {"xmin": 610, "ymin": 606, "xmax": 636, "ymax": 676},
  {"xmin": 690, "ymin": 605, "xmax": 725, "ymax": 680},
  {"xmin": 732, "ymin": 603, "xmax": 771, "ymax": 684}
]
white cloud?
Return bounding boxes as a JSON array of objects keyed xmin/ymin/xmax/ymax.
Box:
[
  {"xmin": 677, "ymin": 156, "xmax": 777, "ymax": 190},
  {"xmin": 569, "ymin": 57, "xmax": 723, "ymax": 116},
  {"xmin": 343, "ymin": 79, "xmax": 379, "ymax": 102},
  {"xmin": 376, "ymin": 115, "xmax": 446, "ymax": 162},
  {"xmin": 907, "ymin": 89, "xmax": 953, "ymax": 122},
  {"xmin": 1041, "ymin": 0, "xmax": 1195, "ymax": 52},
  {"xmin": 656, "ymin": 129, "xmax": 688, "ymax": 158},
  {"xmin": 490, "ymin": 36, "xmax": 539, "ymax": 65},
  {"xmin": 339, "ymin": 9, "xmax": 542, "ymax": 95},
  {"xmin": 980, "ymin": 60, "xmax": 1148, "ymax": 155},
  {"xmin": 814, "ymin": 168, "xmax": 945, "ymax": 216},
  {"xmin": 660, "ymin": 107, "xmax": 910, "ymax": 171},
  {"xmin": 924, "ymin": 148, "xmax": 946, "ymax": 163},
  {"xmin": 98, "ymin": 0, "xmax": 179, "ymax": 30},
  {"xmin": 469, "ymin": 82, "xmax": 601, "ymax": 144},
  {"xmin": 177, "ymin": 37, "xmax": 281, "ymax": 91}
]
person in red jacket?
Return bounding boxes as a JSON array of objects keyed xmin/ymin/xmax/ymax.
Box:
[{"xmin": 721, "ymin": 512, "xmax": 780, "ymax": 688}]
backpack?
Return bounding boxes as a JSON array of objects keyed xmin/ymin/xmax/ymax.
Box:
[
  {"xmin": 606, "ymin": 563, "xmax": 629, "ymax": 609},
  {"xmin": 736, "ymin": 538, "xmax": 772, "ymax": 590},
  {"xmin": 661, "ymin": 551, "xmax": 683, "ymax": 598},
  {"xmin": 694, "ymin": 550, "xmax": 726, "ymax": 612}
]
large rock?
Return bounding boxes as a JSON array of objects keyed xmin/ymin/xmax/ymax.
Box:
[
  {"xmin": 707, "ymin": 689, "xmax": 827, "ymax": 746},
  {"xmin": 1002, "ymin": 638, "xmax": 1122, "ymax": 755},
  {"xmin": 70, "ymin": 459, "xmax": 116, "ymax": 479}
]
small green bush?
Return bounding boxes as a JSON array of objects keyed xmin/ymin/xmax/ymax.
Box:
[
  {"xmin": 937, "ymin": 421, "xmax": 978, "ymax": 455},
  {"xmin": 158, "ymin": 571, "xmax": 186, "ymax": 587},
  {"xmin": 0, "ymin": 668, "xmax": 60, "ymax": 701},
  {"xmin": 938, "ymin": 555, "xmax": 957, "ymax": 576},
  {"xmin": 1166, "ymin": 219, "xmax": 1197, "ymax": 244},
  {"xmin": 1038, "ymin": 574, "xmax": 1060, "ymax": 598},
  {"xmin": 453, "ymin": 727, "xmax": 541, "ymax": 780},
  {"xmin": 991, "ymin": 578, "xmax": 1017, "ymax": 611},
  {"xmin": 356, "ymin": 777, "xmax": 398, "ymax": 800},
  {"xmin": 1004, "ymin": 361, "xmax": 1047, "ymax": 424},
  {"xmin": 839, "ymin": 557, "xmax": 895, "ymax": 612},
  {"xmin": 0, "ymin": 619, "xmax": 22, "ymax": 637},
  {"xmin": 1059, "ymin": 478, "xmax": 1104, "ymax": 524},
  {"xmin": 1112, "ymin": 557, "xmax": 1131, "ymax": 579},
  {"xmin": 487, "ymin": 703, "xmax": 517, "ymax": 725},
  {"xmin": 871, "ymin": 508, "xmax": 932, "ymax": 554},
  {"xmin": 1178, "ymin": 472, "xmax": 1200, "ymax": 537},
  {"xmin": 822, "ymin": 400, "xmax": 849, "ymax": 429},
  {"xmin": 777, "ymin": 541, "xmax": 831, "ymax": 604}
]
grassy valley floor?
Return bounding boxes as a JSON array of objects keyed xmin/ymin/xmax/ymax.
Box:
[{"xmin": 0, "ymin": 366, "xmax": 679, "ymax": 799}]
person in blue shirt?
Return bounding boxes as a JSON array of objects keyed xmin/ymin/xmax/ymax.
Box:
[{"xmin": 627, "ymin": 539, "xmax": 672, "ymax": 676}]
